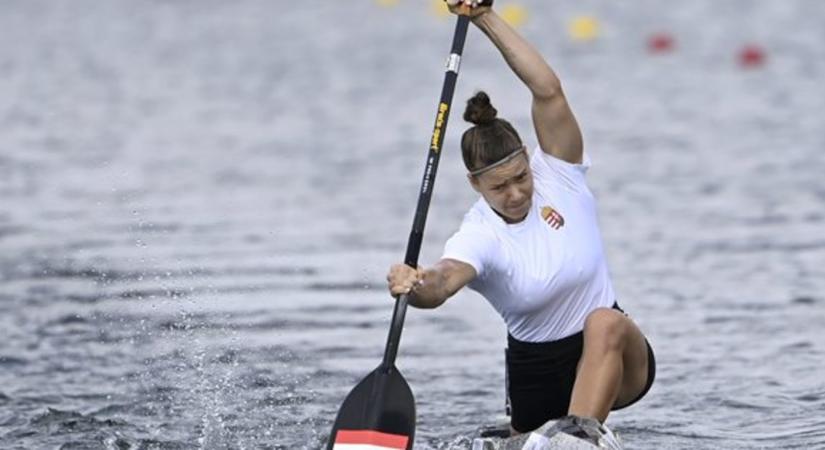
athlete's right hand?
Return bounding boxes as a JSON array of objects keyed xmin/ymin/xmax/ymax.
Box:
[{"xmin": 386, "ymin": 264, "xmax": 424, "ymax": 297}]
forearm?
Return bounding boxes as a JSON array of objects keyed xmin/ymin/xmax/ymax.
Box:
[
  {"xmin": 407, "ymin": 267, "xmax": 453, "ymax": 309},
  {"xmin": 472, "ymin": 11, "xmax": 561, "ymax": 99}
]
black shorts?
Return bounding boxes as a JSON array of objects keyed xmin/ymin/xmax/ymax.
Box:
[{"xmin": 506, "ymin": 304, "xmax": 656, "ymax": 433}]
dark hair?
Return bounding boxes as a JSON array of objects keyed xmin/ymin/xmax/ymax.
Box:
[{"xmin": 461, "ymin": 91, "xmax": 523, "ymax": 173}]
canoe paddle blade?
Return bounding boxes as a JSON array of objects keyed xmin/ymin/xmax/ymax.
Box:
[{"xmin": 327, "ymin": 366, "xmax": 415, "ymax": 450}]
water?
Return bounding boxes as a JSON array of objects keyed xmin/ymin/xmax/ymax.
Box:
[{"xmin": 1, "ymin": 1, "xmax": 824, "ymax": 449}]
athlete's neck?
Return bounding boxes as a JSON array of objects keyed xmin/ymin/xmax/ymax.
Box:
[{"xmin": 494, "ymin": 209, "xmax": 528, "ymax": 224}]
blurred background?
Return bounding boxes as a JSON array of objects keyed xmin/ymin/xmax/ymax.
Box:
[{"xmin": 1, "ymin": 0, "xmax": 824, "ymax": 448}]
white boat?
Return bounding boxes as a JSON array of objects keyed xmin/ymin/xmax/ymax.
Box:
[{"xmin": 471, "ymin": 417, "xmax": 622, "ymax": 450}]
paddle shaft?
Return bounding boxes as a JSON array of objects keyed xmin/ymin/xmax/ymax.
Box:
[{"xmin": 381, "ymin": 14, "xmax": 472, "ymax": 371}]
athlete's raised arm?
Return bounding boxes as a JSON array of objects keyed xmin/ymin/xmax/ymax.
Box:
[
  {"xmin": 449, "ymin": 1, "xmax": 583, "ymax": 164},
  {"xmin": 386, "ymin": 259, "xmax": 476, "ymax": 309}
]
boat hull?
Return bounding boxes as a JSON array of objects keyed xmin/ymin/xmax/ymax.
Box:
[{"xmin": 472, "ymin": 420, "xmax": 605, "ymax": 450}]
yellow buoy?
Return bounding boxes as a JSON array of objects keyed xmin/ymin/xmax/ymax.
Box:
[
  {"xmin": 430, "ymin": 0, "xmax": 450, "ymax": 18},
  {"xmin": 568, "ymin": 15, "xmax": 600, "ymax": 42},
  {"xmin": 501, "ymin": 4, "xmax": 528, "ymax": 28},
  {"xmin": 375, "ymin": 0, "xmax": 399, "ymax": 7}
]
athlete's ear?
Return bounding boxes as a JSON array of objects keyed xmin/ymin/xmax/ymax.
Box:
[{"xmin": 468, "ymin": 174, "xmax": 481, "ymax": 193}]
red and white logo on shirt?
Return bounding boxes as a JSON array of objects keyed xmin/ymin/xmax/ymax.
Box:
[{"xmin": 541, "ymin": 206, "xmax": 565, "ymax": 230}]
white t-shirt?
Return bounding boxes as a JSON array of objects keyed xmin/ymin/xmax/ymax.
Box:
[{"xmin": 442, "ymin": 148, "xmax": 615, "ymax": 342}]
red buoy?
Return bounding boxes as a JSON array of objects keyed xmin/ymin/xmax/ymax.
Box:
[
  {"xmin": 647, "ymin": 32, "xmax": 675, "ymax": 54},
  {"xmin": 738, "ymin": 44, "xmax": 766, "ymax": 68}
]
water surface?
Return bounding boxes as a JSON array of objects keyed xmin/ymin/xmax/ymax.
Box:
[{"xmin": 1, "ymin": 1, "xmax": 824, "ymax": 449}]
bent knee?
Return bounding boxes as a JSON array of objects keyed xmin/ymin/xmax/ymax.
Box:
[{"xmin": 583, "ymin": 308, "xmax": 631, "ymax": 352}]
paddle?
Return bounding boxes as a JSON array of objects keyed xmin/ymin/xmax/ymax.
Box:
[{"xmin": 326, "ymin": 3, "xmax": 491, "ymax": 449}]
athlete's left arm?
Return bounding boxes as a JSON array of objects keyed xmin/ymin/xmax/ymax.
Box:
[{"xmin": 471, "ymin": 9, "xmax": 584, "ymax": 164}]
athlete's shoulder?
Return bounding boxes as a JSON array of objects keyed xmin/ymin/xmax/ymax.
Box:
[
  {"xmin": 531, "ymin": 145, "xmax": 592, "ymax": 172},
  {"xmin": 531, "ymin": 146, "xmax": 593, "ymax": 194}
]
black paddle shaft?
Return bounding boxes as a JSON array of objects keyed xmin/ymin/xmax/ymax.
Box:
[{"xmin": 381, "ymin": 13, "xmax": 473, "ymax": 371}]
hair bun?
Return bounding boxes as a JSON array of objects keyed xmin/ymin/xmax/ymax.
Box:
[{"xmin": 463, "ymin": 91, "xmax": 497, "ymax": 126}]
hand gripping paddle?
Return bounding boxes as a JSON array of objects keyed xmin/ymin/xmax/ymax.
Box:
[{"xmin": 326, "ymin": 3, "xmax": 491, "ymax": 449}]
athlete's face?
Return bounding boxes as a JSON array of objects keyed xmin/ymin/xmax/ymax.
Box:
[{"xmin": 470, "ymin": 153, "xmax": 534, "ymax": 223}]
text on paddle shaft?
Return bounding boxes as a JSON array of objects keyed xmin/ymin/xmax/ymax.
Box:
[{"xmin": 430, "ymin": 102, "xmax": 449, "ymax": 151}]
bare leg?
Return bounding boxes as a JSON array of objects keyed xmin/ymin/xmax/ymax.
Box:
[{"xmin": 568, "ymin": 308, "xmax": 650, "ymax": 422}]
